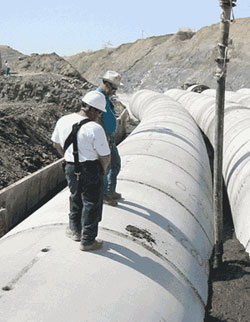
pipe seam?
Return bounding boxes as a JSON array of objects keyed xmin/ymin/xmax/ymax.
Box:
[
  {"xmin": 119, "ymin": 153, "xmax": 212, "ymax": 197},
  {"xmin": 120, "ymin": 138, "xmax": 210, "ymax": 175}
]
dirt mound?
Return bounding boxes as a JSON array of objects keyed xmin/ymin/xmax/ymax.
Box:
[
  {"xmin": 0, "ymin": 57, "xmax": 95, "ymax": 189},
  {"xmin": 0, "ymin": 101, "xmax": 59, "ymax": 187},
  {"xmin": 0, "ymin": 73, "xmax": 91, "ymax": 107},
  {"xmin": 11, "ymin": 53, "xmax": 84, "ymax": 80},
  {"xmin": 66, "ymin": 17, "xmax": 250, "ymax": 93},
  {"xmin": 0, "ymin": 45, "xmax": 24, "ymax": 64}
]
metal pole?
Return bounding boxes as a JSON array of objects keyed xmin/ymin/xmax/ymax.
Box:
[{"xmin": 213, "ymin": 0, "xmax": 236, "ymax": 268}]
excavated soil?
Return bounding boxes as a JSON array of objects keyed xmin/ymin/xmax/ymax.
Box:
[
  {"xmin": 0, "ymin": 72, "xmax": 93, "ymax": 189},
  {"xmin": 205, "ymin": 204, "xmax": 250, "ymax": 321}
]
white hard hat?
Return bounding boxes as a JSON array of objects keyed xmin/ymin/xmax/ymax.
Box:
[
  {"xmin": 102, "ymin": 70, "xmax": 123, "ymax": 88},
  {"xmin": 81, "ymin": 91, "xmax": 106, "ymax": 112}
]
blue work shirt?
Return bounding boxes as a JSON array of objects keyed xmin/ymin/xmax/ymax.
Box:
[{"xmin": 97, "ymin": 88, "xmax": 117, "ymax": 135}]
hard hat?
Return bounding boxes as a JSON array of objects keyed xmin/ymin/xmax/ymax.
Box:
[
  {"xmin": 81, "ymin": 91, "xmax": 106, "ymax": 112},
  {"xmin": 102, "ymin": 70, "xmax": 123, "ymax": 88}
]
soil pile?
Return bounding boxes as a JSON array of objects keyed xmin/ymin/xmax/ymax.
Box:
[
  {"xmin": 0, "ymin": 45, "xmax": 24, "ymax": 64},
  {"xmin": 0, "ymin": 54, "xmax": 94, "ymax": 189},
  {"xmin": 11, "ymin": 52, "xmax": 84, "ymax": 79},
  {"xmin": 0, "ymin": 53, "xmax": 130, "ymax": 190}
]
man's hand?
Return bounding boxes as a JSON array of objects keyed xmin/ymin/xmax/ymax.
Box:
[
  {"xmin": 53, "ymin": 142, "xmax": 64, "ymax": 157},
  {"xmin": 99, "ymin": 154, "xmax": 111, "ymax": 174}
]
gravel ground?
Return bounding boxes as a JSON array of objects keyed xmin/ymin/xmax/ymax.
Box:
[{"xmin": 204, "ymin": 190, "xmax": 250, "ymax": 322}]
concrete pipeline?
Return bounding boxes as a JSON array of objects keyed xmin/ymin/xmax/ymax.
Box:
[
  {"xmin": 165, "ymin": 88, "xmax": 250, "ymax": 255},
  {"xmin": 0, "ymin": 90, "xmax": 213, "ymax": 322},
  {"xmin": 202, "ymin": 88, "xmax": 250, "ymax": 108}
]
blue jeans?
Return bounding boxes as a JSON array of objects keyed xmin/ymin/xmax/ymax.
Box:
[
  {"xmin": 65, "ymin": 161, "xmax": 104, "ymax": 245},
  {"xmin": 104, "ymin": 142, "xmax": 121, "ymax": 194}
]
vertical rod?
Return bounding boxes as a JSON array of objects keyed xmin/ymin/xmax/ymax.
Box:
[{"xmin": 213, "ymin": 0, "xmax": 236, "ymax": 269}]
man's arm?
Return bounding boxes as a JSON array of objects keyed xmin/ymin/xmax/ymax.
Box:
[
  {"xmin": 96, "ymin": 116, "xmax": 111, "ymax": 145},
  {"xmin": 99, "ymin": 154, "xmax": 111, "ymax": 174},
  {"xmin": 53, "ymin": 142, "xmax": 64, "ymax": 157}
]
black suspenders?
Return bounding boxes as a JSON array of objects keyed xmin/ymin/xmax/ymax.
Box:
[{"xmin": 63, "ymin": 118, "xmax": 91, "ymax": 180}]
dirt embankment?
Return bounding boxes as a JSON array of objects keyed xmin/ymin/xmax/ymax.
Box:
[
  {"xmin": 66, "ymin": 17, "xmax": 250, "ymax": 93},
  {"xmin": 0, "ymin": 53, "xmax": 131, "ymax": 190},
  {"xmin": 0, "ymin": 54, "xmax": 94, "ymax": 189}
]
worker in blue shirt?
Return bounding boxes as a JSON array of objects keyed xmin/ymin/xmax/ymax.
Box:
[
  {"xmin": 97, "ymin": 70, "xmax": 123, "ymax": 206},
  {"xmin": 5, "ymin": 61, "xmax": 10, "ymax": 76}
]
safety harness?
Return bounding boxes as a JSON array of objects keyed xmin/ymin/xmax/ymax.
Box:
[{"xmin": 63, "ymin": 118, "xmax": 91, "ymax": 181}]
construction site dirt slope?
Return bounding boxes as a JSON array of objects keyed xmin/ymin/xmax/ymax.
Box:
[
  {"xmin": 1, "ymin": 17, "xmax": 250, "ymax": 322},
  {"xmin": 0, "ymin": 53, "xmax": 95, "ymax": 189},
  {"xmin": 66, "ymin": 17, "xmax": 250, "ymax": 93}
]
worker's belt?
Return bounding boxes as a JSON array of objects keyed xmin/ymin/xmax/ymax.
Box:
[
  {"xmin": 65, "ymin": 160, "xmax": 102, "ymax": 179},
  {"xmin": 66, "ymin": 161, "xmax": 85, "ymax": 165},
  {"xmin": 66, "ymin": 160, "xmax": 98, "ymax": 165}
]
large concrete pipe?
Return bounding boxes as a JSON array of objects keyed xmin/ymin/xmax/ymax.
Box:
[
  {"xmin": 237, "ymin": 88, "xmax": 250, "ymax": 96},
  {"xmin": 0, "ymin": 90, "xmax": 213, "ymax": 322},
  {"xmin": 203, "ymin": 88, "xmax": 250, "ymax": 107},
  {"xmin": 165, "ymin": 88, "xmax": 250, "ymax": 255}
]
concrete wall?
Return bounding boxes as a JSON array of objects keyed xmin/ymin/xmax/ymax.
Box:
[{"xmin": 0, "ymin": 159, "xmax": 66, "ymax": 237}]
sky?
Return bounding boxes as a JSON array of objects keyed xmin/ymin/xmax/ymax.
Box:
[{"xmin": 1, "ymin": 0, "xmax": 250, "ymax": 57}]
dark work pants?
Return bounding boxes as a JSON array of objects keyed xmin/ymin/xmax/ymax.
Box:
[
  {"xmin": 104, "ymin": 141, "xmax": 121, "ymax": 194},
  {"xmin": 65, "ymin": 161, "xmax": 104, "ymax": 245}
]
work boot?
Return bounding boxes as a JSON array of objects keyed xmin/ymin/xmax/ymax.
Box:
[
  {"xmin": 66, "ymin": 226, "xmax": 81, "ymax": 242},
  {"xmin": 80, "ymin": 239, "xmax": 103, "ymax": 251},
  {"xmin": 110, "ymin": 191, "xmax": 122, "ymax": 200},
  {"xmin": 103, "ymin": 194, "xmax": 118, "ymax": 206}
]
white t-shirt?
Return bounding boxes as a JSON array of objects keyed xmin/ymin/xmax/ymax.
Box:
[{"xmin": 51, "ymin": 113, "xmax": 110, "ymax": 162}]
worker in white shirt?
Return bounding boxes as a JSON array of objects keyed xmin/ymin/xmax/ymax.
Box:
[{"xmin": 51, "ymin": 91, "xmax": 110, "ymax": 251}]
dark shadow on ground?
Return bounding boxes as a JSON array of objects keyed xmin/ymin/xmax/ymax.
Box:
[
  {"xmin": 202, "ymin": 131, "xmax": 236, "ymax": 321},
  {"xmin": 202, "ymin": 131, "xmax": 234, "ymax": 241},
  {"xmin": 211, "ymin": 259, "xmax": 250, "ymax": 282},
  {"xmin": 205, "ymin": 317, "xmax": 227, "ymax": 322}
]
